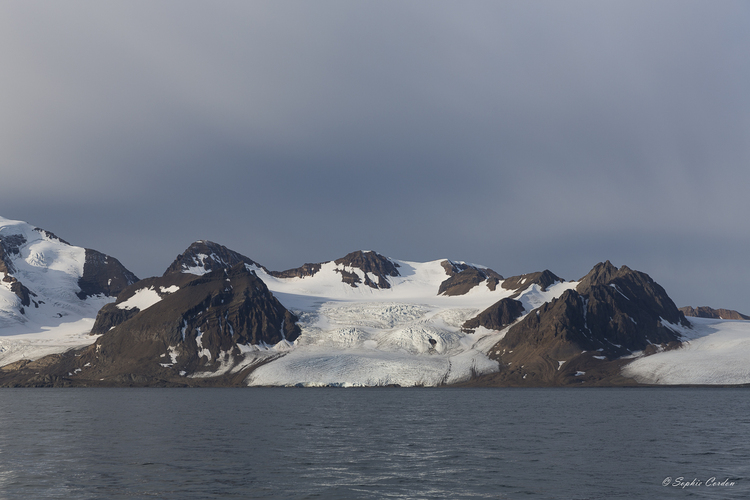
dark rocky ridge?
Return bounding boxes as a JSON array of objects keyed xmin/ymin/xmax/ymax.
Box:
[
  {"xmin": 0, "ymin": 235, "xmax": 36, "ymax": 309},
  {"xmin": 267, "ymin": 262, "xmax": 322, "ymax": 279},
  {"xmin": 438, "ymin": 261, "xmax": 503, "ymax": 296},
  {"xmin": 472, "ymin": 262, "xmax": 688, "ymax": 386},
  {"xmin": 576, "ymin": 261, "xmax": 689, "ymax": 328},
  {"xmin": 6, "ymin": 263, "xmax": 301, "ymax": 386},
  {"xmin": 679, "ymin": 306, "xmax": 750, "ymax": 321},
  {"xmin": 164, "ymin": 240, "xmax": 261, "ymax": 276},
  {"xmin": 333, "ymin": 251, "xmax": 400, "ymax": 289},
  {"xmin": 0, "ymin": 234, "xmax": 26, "ymax": 274},
  {"xmin": 501, "ymin": 270, "xmax": 562, "ymax": 297},
  {"xmin": 91, "ymin": 271, "xmax": 202, "ymax": 334},
  {"xmin": 76, "ymin": 249, "xmax": 139, "ymax": 299},
  {"xmin": 462, "ymin": 298, "xmax": 525, "ymax": 333},
  {"xmin": 240, "ymin": 249, "xmax": 400, "ymax": 289}
]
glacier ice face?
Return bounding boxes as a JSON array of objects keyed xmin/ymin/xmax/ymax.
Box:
[{"xmin": 245, "ymin": 259, "xmax": 579, "ymax": 387}]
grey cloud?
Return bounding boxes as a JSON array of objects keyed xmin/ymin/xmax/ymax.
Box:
[{"xmin": 1, "ymin": 1, "xmax": 749, "ymax": 310}]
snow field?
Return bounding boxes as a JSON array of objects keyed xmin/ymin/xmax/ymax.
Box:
[
  {"xmin": 622, "ymin": 318, "xmax": 750, "ymax": 385},
  {"xmin": 0, "ymin": 217, "xmax": 105, "ymax": 331}
]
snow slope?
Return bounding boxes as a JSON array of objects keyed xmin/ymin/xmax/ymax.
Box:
[
  {"xmin": 210, "ymin": 255, "xmax": 579, "ymax": 386},
  {"xmin": 622, "ymin": 317, "xmax": 750, "ymax": 385},
  {"xmin": 0, "ymin": 217, "xmax": 113, "ymax": 365}
]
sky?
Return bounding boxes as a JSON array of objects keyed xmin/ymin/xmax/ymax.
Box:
[{"xmin": 1, "ymin": 1, "xmax": 749, "ymax": 311}]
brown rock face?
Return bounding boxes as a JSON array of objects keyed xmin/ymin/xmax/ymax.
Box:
[
  {"xmin": 462, "ymin": 298, "xmax": 524, "ymax": 333},
  {"xmin": 484, "ymin": 262, "xmax": 688, "ymax": 385},
  {"xmin": 0, "ymin": 234, "xmax": 26, "ymax": 275},
  {"xmin": 76, "ymin": 249, "xmax": 139, "ymax": 299},
  {"xmin": 91, "ymin": 272, "xmax": 200, "ymax": 334},
  {"xmin": 679, "ymin": 306, "xmax": 750, "ymax": 320},
  {"xmin": 438, "ymin": 261, "xmax": 503, "ymax": 296},
  {"xmin": 501, "ymin": 270, "xmax": 562, "ymax": 296},
  {"xmin": 0, "ymin": 235, "xmax": 35, "ymax": 308},
  {"xmin": 333, "ymin": 251, "xmax": 400, "ymax": 289},
  {"xmin": 64, "ymin": 263, "xmax": 300, "ymax": 383},
  {"xmin": 268, "ymin": 263, "xmax": 322, "ymax": 279},
  {"xmin": 576, "ymin": 261, "xmax": 689, "ymax": 327},
  {"xmin": 164, "ymin": 240, "xmax": 261, "ymax": 276}
]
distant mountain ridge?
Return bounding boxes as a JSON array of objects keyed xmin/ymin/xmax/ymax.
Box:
[
  {"xmin": 679, "ymin": 306, "xmax": 750, "ymax": 321},
  {"xmin": 2, "ymin": 216, "xmax": 747, "ymax": 388}
]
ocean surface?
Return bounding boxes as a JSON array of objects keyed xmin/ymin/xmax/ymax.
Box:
[{"xmin": 0, "ymin": 387, "xmax": 748, "ymax": 499}]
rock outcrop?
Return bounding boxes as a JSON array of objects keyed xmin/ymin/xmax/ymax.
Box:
[
  {"xmin": 462, "ymin": 297, "xmax": 525, "ymax": 333},
  {"xmin": 76, "ymin": 249, "xmax": 139, "ymax": 299},
  {"xmin": 475, "ymin": 262, "xmax": 688, "ymax": 386},
  {"xmin": 679, "ymin": 306, "xmax": 750, "ymax": 321},
  {"xmin": 501, "ymin": 270, "xmax": 562, "ymax": 297},
  {"xmin": 334, "ymin": 251, "xmax": 400, "ymax": 289},
  {"xmin": 438, "ymin": 261, "xmax": 503, "ymax": 296},
  {"xmin": 5, "ymin": 263, "xmax": 300, "ymax": 386},
  {"xmin": 164, "ymin": 240, "xmax": 261, "ymax": 276}
]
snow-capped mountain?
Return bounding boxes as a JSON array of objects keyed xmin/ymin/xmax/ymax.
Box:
[
  {"xmin": 0, "ymin": 216, "xmax": 138, "ymax": 366},
  {"xmin": 0, "ymin": 240, "xmax": 583, "ymax": 386},
  {"xmin": 2, "ymin": 227, "xmax": 750, "ymax": 388}
]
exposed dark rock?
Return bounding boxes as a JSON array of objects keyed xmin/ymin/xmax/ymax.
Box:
[
  {"xmin": 268, "ymin": 263, "xmax": 322, "ymax": 279},
  {"xmin": 501, "ymin": 270, "xmax": 562, "ymax": 296},
  {"xmin": 462, "ymin": 298, "xmax": 525, "ymax": 333},
  {"xmin": 679, "ymin": 306, "xmax": 750, "ymax": 321},
  {"xmin": 91, "ymin": 304, "xmax": 140, "ymax": 334},
  {"xmin": 334, "ymin": 251, "xmax": 400, "ymax": 289},
  {"xmin": 33, "ymin": 263, "xmax": 301, "ymax": 384},
  {"xmin": 9, "ymin": 280, "xmax": 35, "ymax": 308},
  {"xmin": 0, "ymin": 234, "xmax": 26, "ymax": 275},
  {"xmin": 577, "ymin": 262, "xmax": 689, "ymax": 328},
  {"xmin": 335, "ymin": 269, "xmax": 362, "ymax": 287},
  {"xmin": 484, "ymin": 262, "xmax": 688, "ymax": 385},
  {"xmin": 164, "ymin": 240, "xmax": 261, "ymax": 276},
  {"xmin": 76, "ymin": 249, "xmax": 139, "ymax": 299},
  {"xmin": 575, "ymin": 260, "xmax": 619, "ymax": 294},
  {"xmin": 438, "ymin": 260, "xmax": 503, "ymax": 296},
  {"xmin": 0, "ymin": 235, "xmax": 37, "ymax": 309}
]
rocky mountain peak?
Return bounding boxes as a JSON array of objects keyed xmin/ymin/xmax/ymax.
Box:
[
  {"xmin": 164, "ymin": 240, "xmax": 261, "ymax": 276},
  {"xmin": 438, "ymin": 260, "xmax": 503, "ymax": 296},
  {"xmin": 576, "ymin": 260, "xmax": 619, "ymax": 292},
  {"xmin": 483, "ymin": 261, "xmax": 689, "ymax": 385},
  {"xmin": 501, "ymin": 270, "xmax": 563, "ymax": 296},
  {"xmin": 0, "ymin": 218, "xmax": 138, "ymax": 324},
  {"xmin": 333, "ymin": 250, "xmax": 400, "ymax": 289},
  {"xmin": 576, "ymin": 262, "xmax": 688, "ymax": 328},
  {"xmin": 78, "ymin": 262, "xmax": 301, "ymax": 384}
]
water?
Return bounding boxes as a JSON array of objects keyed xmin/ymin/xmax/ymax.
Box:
[{"xmin": 0, "ymin": 388, "xmax": 748, "ymax": 499}]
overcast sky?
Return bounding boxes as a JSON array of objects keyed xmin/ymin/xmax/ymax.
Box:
[{"xmin": 1, "ymin": 1, "xmax": 749, "ymax": 311}]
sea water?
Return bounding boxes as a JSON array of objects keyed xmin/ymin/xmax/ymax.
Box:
[{"xmin": 0, "ymin": 387, "xmax": 747, "ymax": 499}]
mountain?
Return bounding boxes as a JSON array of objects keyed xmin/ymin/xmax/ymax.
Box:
[
  {"xmin": 3, "ymin": 226, "xmax": 750, "ymax": 387},
  {"xmin": 0, "ymin": 217, "xmax": 138, "ymax": 367},
  {"xmin": 1, "ymin": 242, "xmax": 573, "ymax": 386},
  {"xmin": 679, "ymin": 306, "xmax": 750, "ymax": 321},
  {"xmin": 0, "ymin": 217, "xmax": 136, "ymax": 323},
  {"xmin": 466, "ymin": 261, "xmax": 690, "ymax": 386},
  {"xmin": 163, "ymin": 240, "xmax": 261, "ymax": 276}
]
